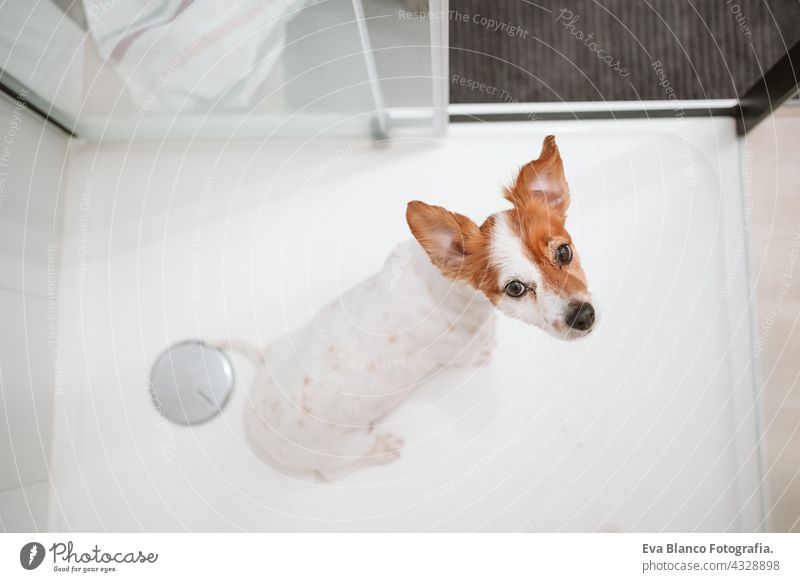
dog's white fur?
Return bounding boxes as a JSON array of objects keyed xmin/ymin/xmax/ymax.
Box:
[
  {"xmin": 244, "ymin": 240, "xmax": 496, "ymax": 480},
  {"xmin": 242, "ymin": 136, "xmax": 592, "ymax": 480}
]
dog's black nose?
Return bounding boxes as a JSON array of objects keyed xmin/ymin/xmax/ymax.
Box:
[{"xmin": 566, "ymin": 302, "xmax": 595, "ymax": 331}]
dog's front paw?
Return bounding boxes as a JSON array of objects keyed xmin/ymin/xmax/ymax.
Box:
[
  {"xmin": 371, "ymin": 433, "xmax": 404, "ymax": 463},
  {"xmin": 472, "ymin": 347, "xmax": 494, "ymax": 366}
]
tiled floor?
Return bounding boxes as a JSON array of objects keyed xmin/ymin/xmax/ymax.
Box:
[{"xmin": 745, "ymin": 106, "xmax": 800, "ymax": 532}]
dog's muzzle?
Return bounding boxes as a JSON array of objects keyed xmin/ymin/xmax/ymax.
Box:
[{"xmin": 565, "ymin": 301, "xmax": 595, "ymax": 332}]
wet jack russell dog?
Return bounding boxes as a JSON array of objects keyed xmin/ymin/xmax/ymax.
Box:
[{"xmin": 243, "ymin": 136, "xmax": 595, "ymax": 480}]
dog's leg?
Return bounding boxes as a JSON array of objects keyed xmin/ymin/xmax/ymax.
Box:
[
  {"xmin": 471, "ymin": 338, "xmax": 495, "ymax": 366},
  {"xmin": 359, "ymin": 432, "xmax": 405, "ymax": 465},
  {"xmin": 314, "ymin": 430, "xmax": 405, "ymax": 480},
  {"xmin": 449, "ymin": 320, "xmax": 496, "ymax": 367}
]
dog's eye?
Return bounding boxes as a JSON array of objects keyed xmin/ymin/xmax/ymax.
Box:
[
  {"xmin": 556, "ymin": 244, "xmax": 573, "ymax": 265},
  {"xmin": 504, "ymin": 280, "xmax": 527, "ymax": 298}
]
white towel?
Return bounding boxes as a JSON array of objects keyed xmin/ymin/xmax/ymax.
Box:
[{"xmin": 84, "ymin": 0, "xmax": 308, "ymax": 113}]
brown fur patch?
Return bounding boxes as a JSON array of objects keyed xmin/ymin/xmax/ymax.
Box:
[
  {"xmin": 406, "ymin": 135, "xmax": 586, "ymax": 304},
  {"xmin": 406, "ymin": 201, "xmax": 502, "ymax": 302},
  {"xmin": 502, "ymin": 136, "xmax": 588, "ymax": 299},
  {"xmin": 505, "ymin": 205, "xmax": 588, "ymax": 298},
  {"xmin": 504, "ymin": 135, "xmax": 569, "ymax": 214}
]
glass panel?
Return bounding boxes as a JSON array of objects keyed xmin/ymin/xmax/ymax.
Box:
[
  {"xmin": 0, "ymin": 0, "xmax": 446, "ymax": 140},
  {"xmin": 0, "ymin": 0, "xmax": 85, "ymax": 127}
]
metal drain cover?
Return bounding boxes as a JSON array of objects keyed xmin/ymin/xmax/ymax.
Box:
[{"xmin": 150, "ymin": 340, "xmax": 234, "ymax": 425}]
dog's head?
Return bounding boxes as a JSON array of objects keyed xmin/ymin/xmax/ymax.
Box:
[{"xmin": 407, "ymin": 135, "xmax": 595, "ymax": 340}]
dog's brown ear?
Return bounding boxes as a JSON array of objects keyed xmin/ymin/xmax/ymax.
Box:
[
  {"xmin": 505, "ymin": 135, "xmax": 570, "ymax": 216},
  {"xmin": 406, "ymin": 200, "xmax": 482, "ymax": 279}
]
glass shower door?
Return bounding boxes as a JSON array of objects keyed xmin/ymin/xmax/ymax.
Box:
[{"xmin": 0, "ymin": 0, "xmax": 448, "ymax": 140}]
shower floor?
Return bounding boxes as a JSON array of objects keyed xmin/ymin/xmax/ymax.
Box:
[{"xmin": 50, "ymin": 118, "xmax": 764, "ymax": 531}]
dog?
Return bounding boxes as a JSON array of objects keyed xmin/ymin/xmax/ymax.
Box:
[{"xmin": 242, "ymin": 135, "xmax": 595, "ymax": 480}]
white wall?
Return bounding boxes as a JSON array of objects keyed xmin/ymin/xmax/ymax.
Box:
[
  {"xmin": 0, "ymin": 92, "xmax": 69, "ymax": 531},
  {"xmin": 746, "ymin": 106, "xmax": 800, "ymax": 532}
]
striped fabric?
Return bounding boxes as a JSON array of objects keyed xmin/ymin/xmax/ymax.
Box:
[{"xmin": 84, "ymin": 0, "xmax": 309, "ymax": 112}]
